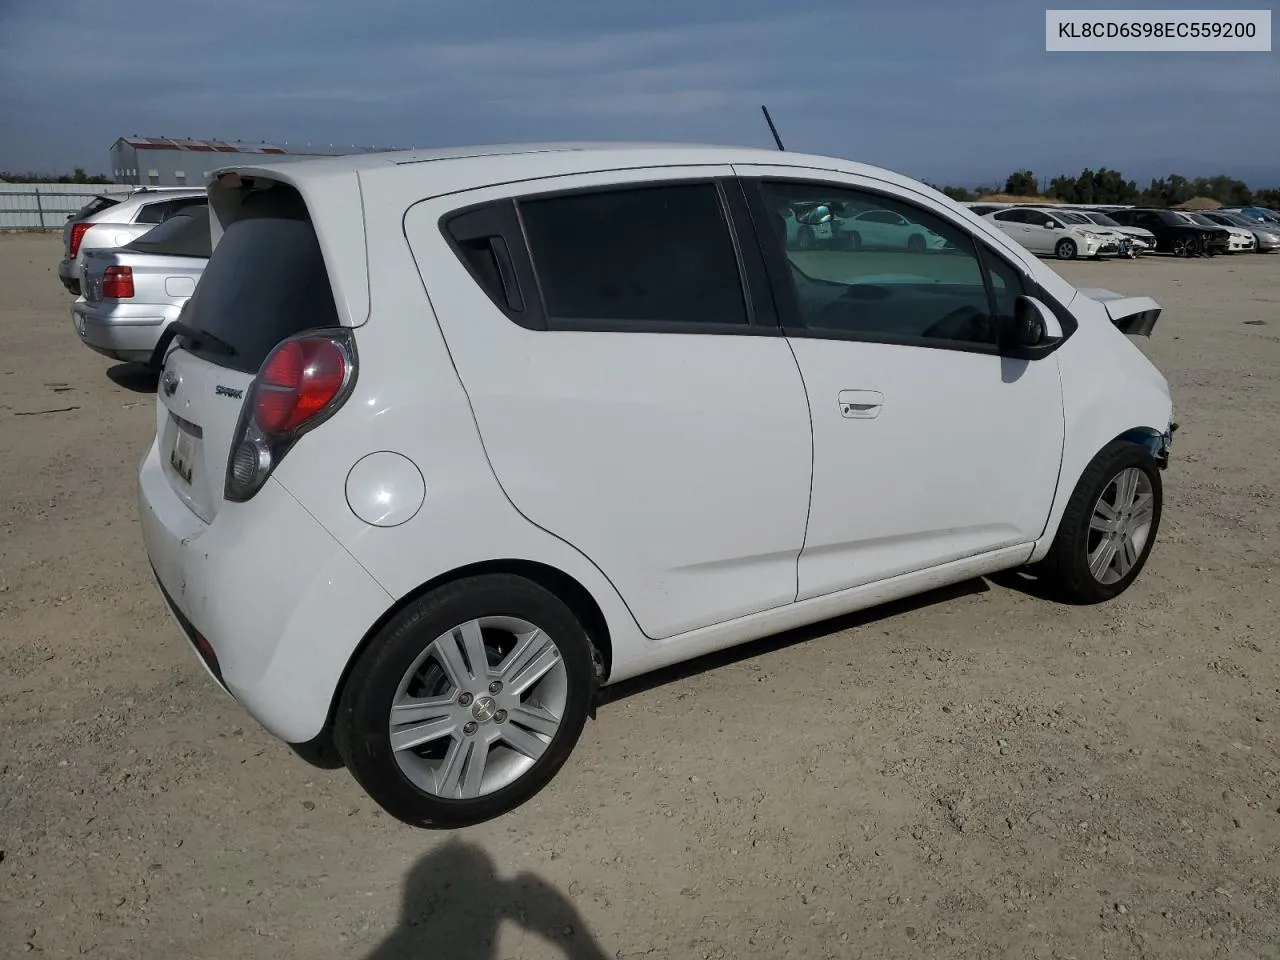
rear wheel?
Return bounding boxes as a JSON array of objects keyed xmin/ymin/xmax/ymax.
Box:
[
  {"xmin": 1055, "ymin": 239, "xmax": 1077, "ymax": 260},
  {"xmin": 1039, "ymin": 442, "xmax": 1163, "ymax": 604},
  {"xmin": 334, "ymin": 575, "xmax": 598, "ymax": 827}
]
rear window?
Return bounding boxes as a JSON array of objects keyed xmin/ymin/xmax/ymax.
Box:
[
  {"xmin": 71, "ymin": 195, "xmax": 120, "ymax": 221},
  {"xmin": 125, "ymin": 206, "xmax": 212, "ymax": 258},
  {"xmin": 181, "ymin": 190, "xmax": 340, "ymax": 373}
]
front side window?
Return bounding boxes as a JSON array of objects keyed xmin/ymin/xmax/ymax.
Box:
[
  {"xmin": 758, "ymin": 181, "xmax": 1017, "ymax": 348},
  {"xmin": 518, "ymin": 182, "xmax": 748, "ymax": 327}
]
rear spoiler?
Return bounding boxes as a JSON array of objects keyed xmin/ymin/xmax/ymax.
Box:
[{"xmin": 1076, "ymin": 288, "xmax": 1161, "ymax": 337}]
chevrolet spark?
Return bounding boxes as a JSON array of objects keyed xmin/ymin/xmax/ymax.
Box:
[{"xmin": 139, "ymin": 143, "xmax": 1175, "ymax": 827}]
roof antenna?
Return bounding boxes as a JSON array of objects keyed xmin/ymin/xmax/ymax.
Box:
[{"xmin": 761, "ymin": 104, "xmax": 786, "ymax": 151}]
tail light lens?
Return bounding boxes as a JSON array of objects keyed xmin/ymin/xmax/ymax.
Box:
[
  {"xmin": 102, "ymin": 266, "xmax": 134, "ymax": 299},
  {"xmin": 225, "ymin": 329, "xmax": 356, "ymax": 502},
  {"xmin": 69, "ymin": 222, "xmax": 92, "ymax": 258}
]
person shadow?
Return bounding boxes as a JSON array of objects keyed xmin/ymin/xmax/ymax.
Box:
[{"xmin": 365, "ymin": 839, "xmax": 611, "ymax": 960}]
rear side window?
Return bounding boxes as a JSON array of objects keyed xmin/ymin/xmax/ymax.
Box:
[
  {"xmin": 125, "ymin": 206, "xmax": 212, "ymax": 258},
  {"xmin": 518, "ymin": 183, "xmax": 748, "ymax": 327},
  {"xmin": 72, "ymin": 196, "xmax": 120, "ymax": 220},
  {"xmin": 135, "ymin": 196, "xmax": 205, "ymax": 224},
  {"xmin": 181, "ymin": 189, "xmax": 339, "ymax": 373}
]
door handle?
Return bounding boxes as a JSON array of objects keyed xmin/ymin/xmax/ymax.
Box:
[{"xmin": 838, "ymin": 389, "xmax": 884, "ymax": 419}]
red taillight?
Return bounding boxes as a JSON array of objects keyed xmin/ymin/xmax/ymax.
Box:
[
  {"xmin": 225, "ymin": 331, "xmax": 355, "ymax": 503},
  {"xmin": 69, "ymin": 222, "xmax": 92, "ymax": 258},
  {"xmin": 253, "ymin": 337, "xmax": 348, "ymax": 435},
  {"xmin": 102, "ymin": 265, "xmax": 134, "ymax": 299}
]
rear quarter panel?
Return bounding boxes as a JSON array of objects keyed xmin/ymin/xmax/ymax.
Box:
[{"xmin": 265, "ymin": 166, "xmax": 647, "ymax": 681}]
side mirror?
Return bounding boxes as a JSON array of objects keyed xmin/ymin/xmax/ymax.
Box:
[{"xmin": 1001, "ymin": 296, "xmax": 1064, "ymax": 360}]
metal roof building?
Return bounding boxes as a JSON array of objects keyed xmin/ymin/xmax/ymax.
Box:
[{"xmin": 108, "ymin": 137, "xmax": 402, "ymax": 186}]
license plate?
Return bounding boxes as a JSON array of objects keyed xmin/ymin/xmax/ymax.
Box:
[{"xmin": 170, "ymin": 427, "xmax": 197, "ymax": 485}]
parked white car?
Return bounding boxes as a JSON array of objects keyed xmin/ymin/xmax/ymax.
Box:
[
  {"xmin": 984, "ymin": 207, "xmax": 1125, "ymax": 259},
  {"xmin": 833, "ymin": 207, "xmax": 951, "ymax": 251},
  {"xmin": 140, "ymin": 144, "xmax": 1175, "ymax": 827},
  {"xmin": 1183, "ymin": 212, "xmax": 1256, "ymax": 252},
  {"xmin": 1076, "ymin": 210, "xmax": 1158, "ymax": 256}
]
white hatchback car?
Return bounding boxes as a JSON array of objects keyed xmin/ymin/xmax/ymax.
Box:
[
  {"xmin": 139, "ymin": 143, "xmax": 1175, "ymax": 828},
  {"xmin": 984, "ymin": 207, "xmax": 1125, "ymax": 260}
]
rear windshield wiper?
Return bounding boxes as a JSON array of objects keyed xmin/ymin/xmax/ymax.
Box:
[{"xmin": 147, "ymin": 321, "xmax": 237, "ymax": 373}]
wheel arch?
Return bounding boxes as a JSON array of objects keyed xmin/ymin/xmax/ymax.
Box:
[
  {"xmin": 1030, "ymin": 421, "xmax": 1172, "ymax": 564},
  {"xmin": 292, "ymin": 559, "xmax": 614, "ymax": 766}
]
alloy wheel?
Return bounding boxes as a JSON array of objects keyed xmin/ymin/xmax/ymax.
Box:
[
  {"xmin": 389, "ymin": 616, "xmax": 568, "ymax": 799},
  {"xmin": 1086, "ymin": 467, "xmax": 1155, "ymax": 585}
]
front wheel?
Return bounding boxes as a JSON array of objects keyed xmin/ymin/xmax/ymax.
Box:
[
  {"xmin": 1055, "ymin": 238, "xmax": 1077, "ymax": 260},
  {"xmin": 334, "ymin": 574, "xmax": 599, "ymax": 827},
  {"xmin": 1039, "ymin": 442, "xmax": 1163, "ymax": 604},
  {"xmin": 1172, "ymin": 235, "xmax": 1196, "ymax": 258}
]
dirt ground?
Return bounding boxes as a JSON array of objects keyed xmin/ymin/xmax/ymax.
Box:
[{"xmin": 1, "ymin": 232, "xmax": 1278, "ymax": 960}]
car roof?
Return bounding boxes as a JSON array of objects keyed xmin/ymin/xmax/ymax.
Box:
[{"xmin": 203, "ymin": 141, "xmax": 937, "ymax": 196}]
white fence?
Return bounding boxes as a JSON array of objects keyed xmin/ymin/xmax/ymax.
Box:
[{"xmin": 0, "ymin": 183, "xmax": 134, "ymax": 230}]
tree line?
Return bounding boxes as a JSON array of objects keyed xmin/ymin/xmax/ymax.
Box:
[
  {"xmin": 0, "ymin": 168, "xmax": 112, "ymax": 184},
  {"xmin": 928, "ymin": 168, "xmax": 1280, "ymax": 208}
]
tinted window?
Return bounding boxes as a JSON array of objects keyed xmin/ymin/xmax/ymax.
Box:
[
  {"xmin": 992, "ymin": 209, "xmax": 1025, "ymax": 222},
  {"xmin": 134, "ymin": 201, "xmax": 171, "ymax": 224},
  {"xmin": 519, "ymin": 183, "xmax": 748, "ymax": 327},
  {"xmin": 181, "ymin": 190, "xmax": 340, "ymax": 373},
  {"xmin": 760, "ymin": 181, "xmax": 1001, "ymax": 348},
  {"xmin": 71, "ymin": 195, "xmax": 120, "ymax": 221},
  {"xmin": 125, "ymin": 206, "xmax": 211, "ymax": 258}
]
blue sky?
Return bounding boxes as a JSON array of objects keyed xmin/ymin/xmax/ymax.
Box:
[{"xmin": 0, "ymin": 0, "xmax": 1276, "ymax": 185}]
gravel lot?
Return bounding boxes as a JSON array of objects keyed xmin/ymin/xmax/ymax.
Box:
[{"xmin": 1, "ymin": 232, "xmax": 1278, "ymax": 960}]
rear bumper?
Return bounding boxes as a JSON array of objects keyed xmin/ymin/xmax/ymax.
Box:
[
  {"xmin": 138, "ymin": 439, "xmax": 393, "ymax": 743},
  {"xmin": 72, "ymin": 300, "xmax": 178, "ymax": 363},
  {"xmin": 58, "ymin": 260, "xmax": 80, "ymax": 295}
]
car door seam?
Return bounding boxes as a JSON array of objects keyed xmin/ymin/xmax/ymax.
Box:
[{"xmin": 782, "ymin": 335, "xmax": 816, "ymax": 604}]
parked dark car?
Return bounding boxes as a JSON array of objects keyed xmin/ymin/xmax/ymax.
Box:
[{"xmin": 1104, "ymin": 208, "xmax": 1230, "ymax": 258}]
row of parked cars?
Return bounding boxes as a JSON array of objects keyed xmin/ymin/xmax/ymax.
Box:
[
  {"xmin": 53, "ymin": 144, "xmax": 1180, "ymax": 828},
  {"xmin": 966, "ymin": 202, "xmax": 1280, "ymax": 260},
  {"xmin": 59, "ymin": 186, "xmax": 209, "ymax": 362}
]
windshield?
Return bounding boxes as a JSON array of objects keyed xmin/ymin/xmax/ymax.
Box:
[
  {"xmin": 126, "ymin": 206, "xmax": 212, "ymax": 258},
  {"xmin": 1186, "ymin": 213, "xmax": 1216, "ymax": 226},
  {"xmin": 1056, "ymin": 212, "xmax": 1091, "ymax": 225},
  {"xmin": 1085, "ymin": 212, "xmax": 1120, "ymax": 227}
]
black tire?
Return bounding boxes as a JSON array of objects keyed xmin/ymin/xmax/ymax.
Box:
[
  {"xmin": 1055, "ymin": 238, "xmax": 1077, "ymax": 260},
  {"xmin": 334, "ymin": 574, "xmax": 598, "ymax": 828},
  {"xmin": 907, "ymin": 233, "xmax": 926, "ymax": 253},
  {"xmin": 1173, "ymin": 235, "xmax": 1195, "ymax": 258},
  {"xmin": 1039, "ymin": 441, "xmax": 1163, "ymax": 604}
]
